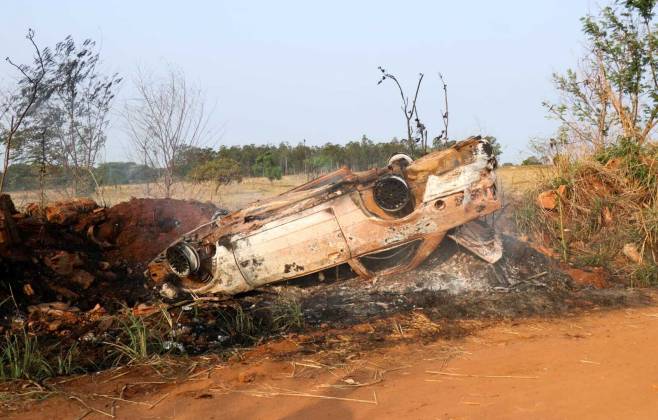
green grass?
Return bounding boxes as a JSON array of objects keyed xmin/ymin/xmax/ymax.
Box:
[
  {"xmin": 104, "ymin": 311, "xmax": 167, "ymax": 365},
  {"xmin": 53, "ymin": 343, "xmax": 81, "ymax": 376},
  {"xmin": 574, "ymin": 253, "xmax": 607, "ymax": 268},
  {"xmin": 271, "ymin": 297, "xmax": 304, "ymax": 332},
  {"xmin": 0, "ymin": 331, "xmax": 51, "ymax": 381},
  {"xmin": 631, "ymin": 263, "xmax": 658, "ymax": 287},
  {"xmin": 234, "ymin": 306, "xmax": 256, "ymax": 336}
]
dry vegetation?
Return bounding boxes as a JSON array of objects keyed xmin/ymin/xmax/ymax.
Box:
[
  {"xmin": 511, "ymin": 1, "xmax": 658, "ymax": 285},
  {"xmin": 516, "ymin": 143, "xmax": 658, "ymax": 285},
  {"xmin": 8, "ymin": 175, "xmax": 307, "ymax": 211},
  {"xmin": 495, "ymin": 165, "xmax": 547, "ymax": 195},
  {"xmin": 6, "ymin": 166, "xmax": 539, "ymax": 212}
]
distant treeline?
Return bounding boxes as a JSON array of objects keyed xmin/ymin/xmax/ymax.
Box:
[
  {"xmin": 1, "ymin": 162, "xmax": 159, "ymax": 192},
  {"xmin": 211, "ymin": 136, "xmax": 417, "ymax": 176},
  {"xmin": 3, "ymin": 135, "xmax": 502, "ymax": 192}
]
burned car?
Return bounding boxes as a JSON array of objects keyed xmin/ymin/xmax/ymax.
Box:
[{"xmin": 147, "ymin": 136, "xmax": 501, "ymax": 296}]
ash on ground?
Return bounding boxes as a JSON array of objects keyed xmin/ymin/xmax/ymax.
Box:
[{"xmin": 249, "ymin": 235, "xmax": 649, "ymax": 328}]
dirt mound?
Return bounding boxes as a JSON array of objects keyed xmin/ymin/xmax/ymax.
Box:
[
  {"xmin": 519, "ymin": 148, "xmax": 658, "ymax": 284},
  {"xmin": 97, "ymin": 198, "xmax": 218, "ymax": 264},
  {"xmin": 0, "ymin": 195, "xmax": 218, "ymax": 316}
]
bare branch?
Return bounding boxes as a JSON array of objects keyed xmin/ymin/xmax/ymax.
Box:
[
  {"xmin": 438, "ymin": 73, "xmax": 449, "ymax": 142},
  {"xmin": 0, "ymin": 30, "xmax": 49, "ymax": 192},
  {"xmin": 378, "ymin": 68, "xmax": 428, "ymax": 155},
  {"xmin": 123, "ymin": 67, "xmax": 215, "ymax": 198}
]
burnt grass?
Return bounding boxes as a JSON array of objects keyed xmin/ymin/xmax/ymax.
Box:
[
  {"xmin": 275, "ymin": 235, "xmax": 652, "ymax": 325},
  {"xmin": 1, "ymin": 234, "xmax": 654, "ymax": 378},
  {"xmin": 184, "ymin": 235, "xmax": 653, "ymax": 356}
]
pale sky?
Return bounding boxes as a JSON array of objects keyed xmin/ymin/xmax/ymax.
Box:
[{"xmin": 2, "ymin": 0, "xmax": 601, "ymax": 163}]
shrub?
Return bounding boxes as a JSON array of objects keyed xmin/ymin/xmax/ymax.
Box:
[
  {"xmin": 518, "ymin": 144, "xmax": 658, "ymax": 285},
  {"xmin": 521, "ymin": 156, "xmax": 542, "ymax": 166},
  {"xmin": 188, "ymin": 157, "xmax": 243, "ymax": 189}
]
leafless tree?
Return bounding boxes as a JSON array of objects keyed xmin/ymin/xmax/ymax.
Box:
[
  {"xmin": 123, "ymin": 68, "xmax": 214, "ymax": 198},
  {"xmin": 0, "ymin": 29, "xmax": 48, "ymax": 193},
  {"xmin": 378, "ymin": 67, "xmax": 425, "ymax": 155}
]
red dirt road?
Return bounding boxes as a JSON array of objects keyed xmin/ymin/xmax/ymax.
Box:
[{"xmin": 13, "ymin": 304, "xmax": 658, "ymax": 419}]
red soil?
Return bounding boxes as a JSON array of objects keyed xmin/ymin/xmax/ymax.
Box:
[
  {"xmin": 12, "ymin": 300, "xmax": 658, "ymax": 419},
  {"xmin": 98, "ymin": 198, "xmax": 217, "ymax": 264}
]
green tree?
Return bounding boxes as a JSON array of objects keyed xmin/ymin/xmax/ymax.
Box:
[
  {"xmin": 521, "ymin": 156, "xmax": 542, "ymax": 166},
  {"xmin": 305, "ymin": 155, "xmax": 332, "ymax": 176},
  {"xmin": 252, "ymin": 151, "xmax": 283, "ymax": 181},
  {"xmin": 544, "ymin": 0, "xmax": 658, "ymax": 153},
  {"xmin": 188, "ymin": 157, "xmax": 242, "ymax": 190},
  {"xmin": 174, "ymin": 146, "xmax": 217, "ymax": 178}
]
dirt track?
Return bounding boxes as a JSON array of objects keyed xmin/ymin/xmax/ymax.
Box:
[{"xmin": 11, "ymin": 297, "xmax": 658, "ymax": 420}]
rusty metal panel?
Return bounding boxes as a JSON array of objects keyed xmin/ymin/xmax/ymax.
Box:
[
  {"xmin": 333, "ymin": 188, "xmax": 499, "ymax": 257},
  {"xmin": 422, "ymin": 143, "xmax": 493, "ymax": 202},
  {"xmin": 207, "ymin": 245, "xmax": 250, "ymax": 294},
  {"xmin": 448, "ymin": 220, "xmax": 502, "ymax": 263},
  {"xmin": 232, "ymin": 208, "xmax": 350, "ymax": 286}
]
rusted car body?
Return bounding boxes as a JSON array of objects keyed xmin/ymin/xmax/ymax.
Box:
[{"xmin": 147, "ymin": 136, "xmax": 501, "ymax": 296}]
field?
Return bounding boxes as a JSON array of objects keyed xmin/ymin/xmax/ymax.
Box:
[
  {"xmin": 8, "ymin": 165, "xmax": 545, "ymax": 210},
  {"xmin": 7, "ymin": 174, "xmax": 307, "ymax": 210},
  {"xmin": 496, "ymin": 164, "xmax": 548, "ymax": 195}
]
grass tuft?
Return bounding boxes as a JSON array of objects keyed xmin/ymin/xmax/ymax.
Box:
[
  {"xmin": 0, "ymin": 331, "xmax": 51, "ymax": 381},
  {"xmin": 104, "ymin": 310, "xmax": 169, "ymax": 365},
  {"xmin": 53, "ymin": 343, "xmax": 81, "ymax": 376},
  {"xmin": 271, "ymin": 297, "xmax": 304, "ymax": 332},
  {"xmin": 216, "ymin": 305, "xmax": 257, "ymax": 340}
]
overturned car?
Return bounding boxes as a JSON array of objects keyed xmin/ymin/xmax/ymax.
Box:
[{"xmin": 147, "ymin": 136, "xmax": 502, "ymax": 296}]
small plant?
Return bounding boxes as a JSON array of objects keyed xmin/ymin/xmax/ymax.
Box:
[
  {"xmin": 233, "ymin": 306, "xmax": 256, "ymax": 337},
  {"xmin": 105, "ymin": 311, "xmax": 165, "ymax": 365},
  {"xmin": 631, "ymin": 263, "xmax": 658, "ymax": 287},
  {"xmin": 216, "ymin": 305, "xmax": 259, "ymax": 341},
  {"xmin": 53, "ymin": 343, "xmax": 81, "ymax": 376},
  {"xmin": 573, "ymin": 247, "xmax": 612, "ymax": 269},
  {"xmin": 0, "ymin": 331, "xmax": 51, "ymax": 381},
  {"xmin": 271, "ymin": 297, "xmax": 304, "ymax": 332}
]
